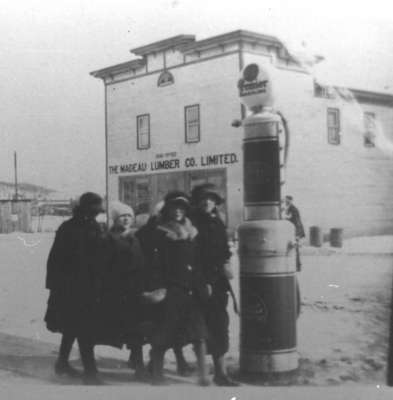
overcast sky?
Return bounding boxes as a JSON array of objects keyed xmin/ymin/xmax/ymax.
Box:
[{"xmin": 0, "ymin": 0, "xmax": 392, "ymax": 197}]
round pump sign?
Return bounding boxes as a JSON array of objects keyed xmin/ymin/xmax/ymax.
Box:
[{"xmin": 238, "ymin": 63, "xmax": 274, "ymax": 109}]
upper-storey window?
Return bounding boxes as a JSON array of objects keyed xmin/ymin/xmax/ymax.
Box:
[
  {"xmin": 157, "ymin": 71, "xmax": 174, "ymax": 87},
  {"xmin": 314, "ymin": 80, "xmax": 335, "ymax": 99},
  {"xmin": 185, "ymin": 104, "xmax": 200, "ymax": 143},
  {"xmin": 137, "ymin": 114, "xmax": 150, "ymax": 150}
]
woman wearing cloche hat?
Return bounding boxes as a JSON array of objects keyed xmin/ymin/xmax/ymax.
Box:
[
  {"xmin": 148, "ymin": 191, "xmax": 209, "ymax": 386},
  {"xmin": 191, "ymin": 184, "xmax": 239, "ymax": 386},
  {"xmin": 44, "ymin": 192, "xmax": 106, "ymax": 385}
]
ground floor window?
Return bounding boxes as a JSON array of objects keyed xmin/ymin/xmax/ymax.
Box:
[
  {"xmin": 327, "ymin": 108, "xmax": 341, "ymax": 145},
  {"xmin": 363, "ymin": 112, "xmax": 376, "ymax": 148},
  {"xmin": 119, "ymin": 168, "xmax": 227, "ymax": 224}
]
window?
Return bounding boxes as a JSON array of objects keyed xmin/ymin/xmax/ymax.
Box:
[
  {"xmin": 119, "ymin": 176, "xmax": 152, "ymax": 220},
  {"xmin": 157, "ymin": 71, "xmax": 174, "ymax": 87},
  {"xmin": 327, "ymin": 108, "xmax": 340, "ymax": 145},
  {"xmin": 136, "ymin": 114, "xmax": 150, "ymax": 149},
  {"xmin": 364, "ymin": 112, "xmax": 376, "ymax": 148},
  {"xmin": 314, "ymin": 80, "xmax": 335, "ymax": 99},
  {"xmin": 185, "ymin": 105, "xmax": 200, "ymax": 143}
]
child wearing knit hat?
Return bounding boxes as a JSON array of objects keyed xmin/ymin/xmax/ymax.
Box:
[
  {"xmin": 97, "ymin": 200, "xmax": 146, "ymax": 379},
  {"xmin": 109, "ymin": 201, "xmax": 135, "ymax": 228}
]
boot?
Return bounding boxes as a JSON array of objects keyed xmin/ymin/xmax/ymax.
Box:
[
  {"xmin": 82, "ymin": 372, "xmax": 105, "ymax": 386},
  {"xmin": 213, "ymin": 354, "xmax": 239, "ymax": 386},
  {"xmin": 213, "ymin": 374, "xmax": 240, "ymax": 386},
  {"xmin": 54, "ymin": 360, "xmax": 81, "ymax": 378},
  {"xmin": 55, "ymin": 334, "xmax": 80, "ymax": 377},
  {"xmin": 77, "ymin": 335, "xmax": 102, "ymax": 384},
  {"xmin": 194, "ymin": 341, "xmax": 210, "ymax": 386},
  {"xmin": 174, "ymin": 346, "xmax": 194, "ymax": 376},
  {"xmin": 127, "ymin": 350, "xmax": 136, "ymax": 370},
  {"xmin": 129, "ymin": 345, "xmax": 148, "ymax": 380},
  {"xmin": 151, "ymin": 348, "xmax": 167, "ymax": 385}
]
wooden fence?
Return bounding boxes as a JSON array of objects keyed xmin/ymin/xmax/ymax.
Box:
[{"xmin": 0, "ymin": 200, "xmax": 32, "ymax": 233}]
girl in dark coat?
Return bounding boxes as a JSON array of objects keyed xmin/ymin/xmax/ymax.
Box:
[
  {"xmin": 44, "ymin": 192, "xmax": 106, "ymax": 385},
  {"xmin": 191, "ymin": 184, "xmax": 239, "ymax": 386},
  {"xmin": 149, "ymin": 192, "xmax": 209, "ymax": 386},
  {"xmin": 96, "ymin": 201, "xmax": 146, "ymax": 377}
]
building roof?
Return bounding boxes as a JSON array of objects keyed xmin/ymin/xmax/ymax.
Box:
[
  {"xmin": 130, "ymin": 34, "xmax": 196, "ymax": 56},
  {"xmin": 90, "ymin": 58, "xmax": 145, "ymax": 79},
  {"xmin": 181, "ymin": 30, "xmax": 283, "ymax": 54},
  {"xmin": 90, "ymin": 30, "xmax": 393, "ymax": 102},
  {"xmin": 91, "ymin": 30, "xmax": 293, "ymax": 80},
  {"xmin": 351, "ymin": 88, "xmax": 393, "ymax": 105}
]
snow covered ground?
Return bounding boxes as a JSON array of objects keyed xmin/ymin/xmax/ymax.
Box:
[{"xmin": 0, "ymin": 232, "xmax": 392, "ymax": 392}]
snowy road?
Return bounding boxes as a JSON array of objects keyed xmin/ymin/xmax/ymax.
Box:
[{"xmin": 0, "ymin": 233, "xmax": 391, "ymax": 388}]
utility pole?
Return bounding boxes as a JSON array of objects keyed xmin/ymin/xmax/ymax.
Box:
[{"xmin": 14, "ymin": 151, "xmax": 18, "ymax": 200}]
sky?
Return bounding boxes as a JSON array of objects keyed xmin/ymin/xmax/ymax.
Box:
[{"xmin": 0, "ymin": 0, "xmax": 392, "ymax": 197}]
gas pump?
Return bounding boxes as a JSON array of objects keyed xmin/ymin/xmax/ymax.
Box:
[{"xmin": 236, "ymin": 63, "xmax": 298, "ymax": 374}]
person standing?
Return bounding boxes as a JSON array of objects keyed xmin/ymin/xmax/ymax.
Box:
[
  {"xmin": 283, "ymin": 195, "xmax": 305, "ymax": 272},
  {"xmin": 134, "ymin": 200, "xmax": 194, "ymax": 377},
  {"xmin": 44, "ymin": 192, "xmax": 106, "ymax": 385},
  {"xmin": 96, "ymin": 201, "xmax": 146, "ymax": 378},
  {"xmin": 149, "ymin": 191, "xmax": 209, "ymax": 386},
  {"xmin": 191, "ymin": 184, "xmax": 239, "ymax": 387},
  {"xmin": 283, "ymin": 195, "xmax": 305, "ymax": 317}
]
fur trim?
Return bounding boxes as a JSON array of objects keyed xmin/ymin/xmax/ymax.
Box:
[{"xmin": 157, "ymin": 217, "xmax": 198, "ymax": 240}]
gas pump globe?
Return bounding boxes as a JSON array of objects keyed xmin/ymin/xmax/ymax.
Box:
[{"xmin": 237, "ymin": 63, "xmax": 299, "ymax": 374}]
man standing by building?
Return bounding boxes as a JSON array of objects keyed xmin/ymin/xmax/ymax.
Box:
[
  {"xmin": 284, "ymin": 195, "xmax": 305, "ymax": 318},
  {"xmin": 284, "ymin": 195, "xmax": 305, "ymax": 271}
]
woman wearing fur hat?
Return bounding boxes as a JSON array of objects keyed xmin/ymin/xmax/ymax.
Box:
[
  {"xmin": 96, "ymin": 201, "xmax": 146, "ymax": 378},
  {"xmin": 149, "ymin": 191, "xmax": 209, "ymax": 385},
  {"xmin": 133, "ymin": 200, "xmax": 195, "ymax": 377},
  {"xmin": 44, "ymin": 192, "xmax": 106, "ymax": 385},
  {"xmin": 191, "ymin": 184, "xmax": 239, "ymax": 386}
]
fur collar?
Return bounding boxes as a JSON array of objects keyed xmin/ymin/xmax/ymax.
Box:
[{"xmin": 157, "ymin": 217, "xmax": 198, "ymax": 241}]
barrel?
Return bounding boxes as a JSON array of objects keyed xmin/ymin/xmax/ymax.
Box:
[
  {"xmin": 330, "ymin": 228, "xmax": 343, "ymax": 248},
  {"xmin": 238, "ymin": 219, "xmax": 298, "ymax": 373},
  {"xmin": 309, "ymin": 226, "xmax": 323, "ymax": 247}
]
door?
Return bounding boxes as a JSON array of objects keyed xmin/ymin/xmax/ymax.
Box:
[{"xmin": 119, "ymin": 175, "xmax": 152, "ymax": 218}]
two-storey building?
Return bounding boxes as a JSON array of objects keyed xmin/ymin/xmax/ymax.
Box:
[{"xmin": 91, "ymin": 30, "xmax": 393, "ymax": 237}]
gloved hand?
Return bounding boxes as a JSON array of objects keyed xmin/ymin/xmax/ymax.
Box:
[{"xmin": 223, "ymin": 261, "xmax": 234, "ymax": 280}]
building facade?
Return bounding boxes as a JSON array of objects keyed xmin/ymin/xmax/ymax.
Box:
[{"xmin": 92, "ymin": 30, "xmax": 393, "ymax": 237}]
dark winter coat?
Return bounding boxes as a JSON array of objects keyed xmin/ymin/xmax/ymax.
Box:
[
  {"xmin": 44, "ymin": 214, "xmax": 106, "ymax": 336},
  {"xmin": 150, "ymin": 219, "xmax": 208, "ymax": 349},
  {"xmin": 95, "ymin": 227, "xmax": 145, "ymax": 348},
  {"xmin": 135, "ymin": 215, "xmax": 162, "ymax": 291},
  {"xmin": 192, "ymin": 209, "xmax": 231, "ymax": 290},
  {"xmin": 192, "ymin": 209, "xmax": 232, "ymax": 356},
  {"xmin": 286, "ymin": 204, "xmax": 305, "ymax": 239}
]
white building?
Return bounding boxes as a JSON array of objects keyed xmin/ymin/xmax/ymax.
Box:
[{"xmin": 91, "ymin": 30, "xmax": 393, "ymax": 237}]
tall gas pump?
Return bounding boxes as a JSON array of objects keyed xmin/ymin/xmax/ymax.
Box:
[{"xmin": 236, "ymin": 63, "xmax": 298, "ymax": 374}]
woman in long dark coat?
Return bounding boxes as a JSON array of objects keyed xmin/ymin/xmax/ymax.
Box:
[
  {"xmin": 95, "ymin": 201, "xmax": 146, "ymax": 377},
  {"xmin": 133, "ymin": 201, "xmax": 195, "ymax": 377},
  {"xmin": 149, "ymin": 191, "xmax": 209, "ymax": 386},
  {"xmin": 44, "ymin": 192, "xmax": 106, "ymax": 385},
  {"xmin": 191, "ymin": 184, "xmax": 239, "ymax": 386}
]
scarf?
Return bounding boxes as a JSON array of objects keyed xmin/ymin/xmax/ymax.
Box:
[{"xmin": 110, "ymin": 225, "xmax": 135, "ymax": 241}]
